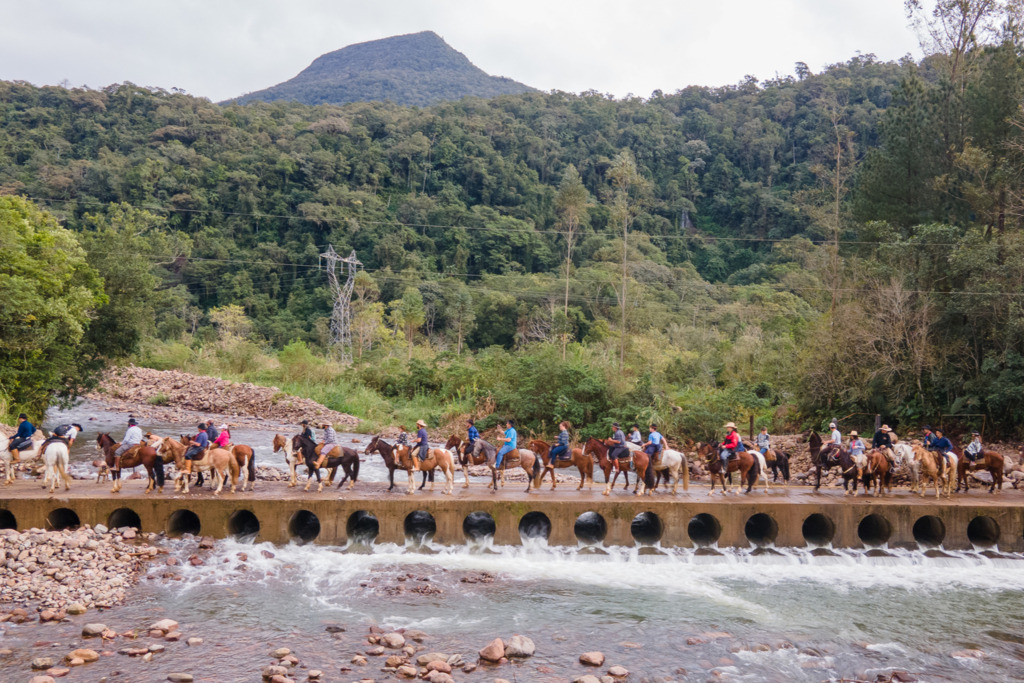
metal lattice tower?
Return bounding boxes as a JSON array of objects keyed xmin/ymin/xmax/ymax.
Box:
[{"xmin": 319, "ymin": 245, "xmax": 361, "ymax": 363}]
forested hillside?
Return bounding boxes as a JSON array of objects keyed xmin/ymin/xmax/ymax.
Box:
[{"xmin": 2, "ymin": 3, "xmax": 1023, "ymax": 437}]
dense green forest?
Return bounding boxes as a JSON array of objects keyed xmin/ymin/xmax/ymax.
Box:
[{"xmin": 2, "ymin": 2, "xmax": 1024, "ymax": 438}]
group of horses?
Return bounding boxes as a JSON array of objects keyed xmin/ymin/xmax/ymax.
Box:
[
  {"xmin": 804, "ymin": 431, "xmax": 1005, "ymax": 498},
  {"xmin": 2, "ymin": 424, "xmax": 1007, "ymax": 499}
]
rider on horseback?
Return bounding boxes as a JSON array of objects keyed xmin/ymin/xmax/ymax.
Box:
[
  {"xmin": 113, "ymin": 417, "xmax": 143, "ymax": 472},
  {"xmin": 495, "ymin": 418, "xmax": 517, "ymax": 469},
  {"xmin": 314, "ymin": 422, "xmax": 339, "ymax": 470},
  {"xmin": 183, "ymin": 423, "xmax": 210, "ymax": 477},
  {"xmin": 720, "ymin": 422, "xmax": 740, "ymax": 468},
  {"xmin": 965, "ymin": 431, "xmax": 983, "ymax": 462},
  {"xmin": 301, "ymin": 420, "xmax": 316, "ymax": 443},
  {"xmin": 756, "ymin": 427, "xmax": 770, "ymax": 455},
  {"xmin": 414, "ymin": 419, "xmax": 430, "ymax": 461},
  {"xmin": 849, "ymin": 431, "xmax": 866, "ymax": 456},
  {"xmin": 7, "ymin": 413, "xmax": 36, "ymax": 461},
  {"xmin": 628, "ymin": 424, "xmax": 643, "ymax": 447},
  {"xmin": 872, "ymin": 424, "xmax": 895, "ymax": 464},
  {"xmin": 466, "ymin": 419, "xmax": 479, "ymax": 451},
  {"xmin": 213, "ymin": 424, "xmax": 231, "ymax": 449},
  {"xmin": 43, "ymin": 423, "xmax": 82, "ymax": 451},
  {"xmin": 643, "ymin": 424, "xmax": 664, "ymax": 464},
  {"xmin": 549, "ymin": 421, "xmax": 571, "ymax": 462},
  {"xmin": 930, "ymin": 428, "xmax": 954, "ymax": 476},
  {"xmin": 609, "ymin": 422, "xmax": 629, "ymax": 467}
]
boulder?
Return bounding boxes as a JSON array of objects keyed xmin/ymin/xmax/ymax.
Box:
[
  {"xmin": 385, "ymin": 655, "xmax": 405, "ymax": 667},
  {"xmin": 608, "ymin": 665, "xmax": 629, "ymax": 677},
  {"xmin": 29, "ymin": 677, "xmax": 56, "ymax": 683},
  {"xmin": 478, "ymin": 638, "xmax": 505, "ymax": 662},
  {"xmin": 381, "ymin": 632, "xmax": 405, "ymax": 648},
  {"xmin": 397, "ymin": 665, "xmax": 418, "ymax": 678},
  {"xmin": 503, "ymin": 634, "xmax": 535, "ymax": 658},
  {"xmin": 580, "ymin": 651, "xmax": 605, "ymax": 666},
  {"xmin": 271, "ymin": 647, "xmax": 291, "ymax": 658},
  {"xmin": 31, "ymin": 657, "xmax": 56, "ymax": 670},
  {"xmin": 82, "ymin": 623, "xmax": 108, "ymax": 637},
  {"xmin": 426, "ymin": 660, "xmax": 452, "ymax": 673},
  {"xmin": 66, "ymin": 602, "xmax": 87, "ymax": 615},
  {"xmin": 573, "ymin": 676, "xmax": 602, "ymax": 683},
  {"xmin": 150, "ymin": 618, "xmax": 179, "ymax": 633},
  {"xmin": 262, "ymin": 665, "xmax": 288, "ymax": 678},
  {"xmin": 66, "ymin": 649, "xmax": 99, "ymax": 663},
  {"xmin": 416, "ymin": 652, "xmax": 449, "ymax": 666}
]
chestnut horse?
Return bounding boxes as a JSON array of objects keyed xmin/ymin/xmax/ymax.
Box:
[
  {"xmin": 583, "ymin": 437, "xmax": 631, "ymax": 495},
  {"xmin": 365, "ymin": 435, "xmax": 427, "ymax": 491},
  {"xmin": 391, "ymin": 440, "xmax": 455, "ymax": 495},
  {"xmin": 96, "ymin": 433, "xmax": 164, "ymax": 494},
  {"xmin": 862, "ymin": 449, "xmax": 892, "ymax": 497},
  {"xmin": 229, "ymin": 444, "xmax": 256, "ymax": 492},
  {"xmin": 697, "ymin": 442, "xmax": 759, "ymax": 495},
  {"xmin": 153, "ymin": 434, "xmax": 237, "ymax": 495},
  {"xmin": 529, "ymin": 439, "xmax": 593, "ymax": 491},
  {"xmin": 956, "ymin": 447, "xmax": 1004, "ymax": 494},
  {"xmin": 912, "ymin": 445, "xmax": 945, "ymax": 499}
]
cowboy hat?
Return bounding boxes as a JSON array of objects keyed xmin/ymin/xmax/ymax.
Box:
[
  {"xmin": 849, "ymin": 430, "xmax": 858, "ymax": 437},
  {"xmin": 724, "ymin": 422, "xmax": 736, "ymax": 429},
  {"xmin": 127, "ymin": 418, "xmax": 137, "ymax": 426},
  {"xmin": 219, "ymin": 424, "xmax": 228, "ymax": 430},
  {"xmin": 416, "ymin": 419, "xmax": 426, "ymax": 427},
  {"xmin": 881, "ymin": 425, "xmax": 891, "ymax": 432}
]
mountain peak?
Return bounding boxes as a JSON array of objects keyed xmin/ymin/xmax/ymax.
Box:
[{"xmin": 227, "ymin": 32, "xmax": 535, "ymax": 107}]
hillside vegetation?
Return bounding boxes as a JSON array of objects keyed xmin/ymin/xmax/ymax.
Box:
[{"xmin": 2, "ymin": 3, "xmax": 1023, "ymax": 438}]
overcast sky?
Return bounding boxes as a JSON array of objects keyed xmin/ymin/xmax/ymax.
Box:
[{"xmin": 0, "ymin": 0, "xmax": 922, "ymax": 101}]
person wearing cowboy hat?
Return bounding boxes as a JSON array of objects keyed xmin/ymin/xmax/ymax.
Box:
[
  {"xmin": 849, "ymin": 430, "xmax": 866, "ymax": 457},
  {"xmin": 965, "ymin": 431, "xmax": 983, "ymax": 462},
  {"xmin": 871, "ymin": 424, "xmax": 895, "ymax": 464},
  {"xmin": 720, "ymin": 422, "xmax": 740, "ymax": 469},
  {"xmin": 921, "ymin": 425, "xmax": 945, "ymax": 476},
  {"xmin": 314, "ymin": 421, "xmax": 339, "ymax": 469},
  {"xmin": 413, "ymin": 419, "xmax": 430, "ymax": 461},
  {"xmin": 113, "ymin": 417, "xmax": 143, "ymax": 472}
]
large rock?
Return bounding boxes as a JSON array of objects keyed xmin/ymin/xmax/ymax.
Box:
[
  {"xmin": 381, "ymin": 632, "xmax": 405, "ymax": 648},
  {"xmin": 66, "ymin": 649, "xmax": 99, "ymax": 663},
  {"xmin": 478, "ymin": 638, "xmax": 505, "ymax": 662},
  {"xmin": 573, "ymin": 676, "xmax": 602, "ymax": 683},
  {"xmin": 416, "ymin": 652, "xmax": 449, "ymax": 666},
  {"xmin": 608, "ymin": 665, "xmax": 629, "ymax": 677},
  {"xmin": 29, "ymin": 677, "xmax": 56, "ymax": 683},
  {"xmin": 66, "ymin": 602, "xmax": 87, "ymax": 615},
  {"xmin": 150, "ymin": 618, "xmax": 179, "ymax": 633},
  {"xmin": 580, "ymin": 651, "xmax": 605, "ymax": 666},
  {"xmin": 503, "ymin": 634, "xmax": 535, "ymax": 658},
  {"xmin": 82, "ymin": 623, "xmax": 108, "ymax": 637},
  {"xmin": 31, "ymin": 657, "xmax": 56, "ymax": 670}
]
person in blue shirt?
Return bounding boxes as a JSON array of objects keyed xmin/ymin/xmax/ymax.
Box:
[
  {"xmin": 642, "ymin": 424, "xmax": 664, "ymax": 462},
  {"xmin": 930, "ymin": 428, "xmax": 953, "ymax": 476},
  {"xmin": 466, "ymin": 419, "xmax": 479, "ymax": 452},
  {"xmin": 414, "ymin": 419, "xmax": 430, "ymax": 461},
  {"xmin": 183, "ymin": 423, "xmax": 210, "ymax": 477},
  {"xmin": 7, "ymin": 413, "xmax": 36, "ymax": 460},
  {"xmin": 548, "ymin": 421, "xmax": 570, "ymax": 462},
  {"xmin": 496, "ymin": 418, "xmax": 517, "ymax": 469}
]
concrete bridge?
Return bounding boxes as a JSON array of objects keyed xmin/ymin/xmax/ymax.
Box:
[{"xmin": 1, "ymin": 480, "xmax": 1021, "ymax": 551}]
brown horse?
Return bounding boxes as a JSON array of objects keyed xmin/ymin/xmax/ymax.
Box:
[
  {"xmin": 364, "ymin": 435, "xmax": 420, "ymax": 491},
  {"xmin": 529, "ymin": 439, "xmax": 593, "ymax": 491},
  {"xmin": 154, "ymin": 434, "xmax": 238, "ymax": 494},
  {"xmin": 582, "ymin": 437, "xmax": 630, "ymax": 496},
  {"xmin": 444, "ymin": 435, "xmax": 505, "ymax": 489},
  {"xmin": 229, "ymin": 444, "xmax": 256, "ymax": 492},
  {"xmin": 392, "ymin": 441, "xmax": 455, "ymax": 495},
  {"xmin": 96, "ymin": 433, "xmax": 165, "ymax": 494},
  {"xmin": 862, "ymin": 449, "xmax": 892, "ymax": 497},
  {"xmin": 956, "ymin": 447, "xmax": 1004, "ymax": 494},
  {"xmin": 697, "ymin": 442, "xmax": 759, "ymax": 495},
  {"xmin": 912, "ymin": 445, "xmax": 945, "ymax": 499}
]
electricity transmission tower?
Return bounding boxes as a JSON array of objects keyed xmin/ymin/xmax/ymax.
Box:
[{"xmin": 319, "ymin": 245, "xmax": 361, "ymax": 363}]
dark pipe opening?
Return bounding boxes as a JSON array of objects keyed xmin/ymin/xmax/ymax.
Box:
[
  {"xmin": 857, "ymin": 514, "xmax": 892, "ymax": 548},
  {"xmin": 574, "ymin": 511, "xmax": 608, "ymax": 545},
  {"xmin": 463, "ymin": 511, "xmax": 496, "ymax": 541},
  {"xmin": 403, "ymin": 510, "xmax": 436, "ymax": 544},
  {"xmin": 0, "ymin": 509, "xmax": 16, "ymax": 530},
  {"xmin": 107, "ymin": 507, "xmax": 141, "ymax": 531},
  {"xmin": 967, "ymin": 515, "xmax": 1000, "ymax": 548},
  {"xmin": 912, "ymin": 515, "xmax": 946, "ymax": 548},
  {"xmin": 687, "ymin": 513, "xmax": 722, "ymax": 547},
  {"xmin": 518, "ymin": 511, "xmax": 551, "ymax": 541},
  {"xmin": 744, "ymin": 513, "xmax": 779, "ymax": 547},
  {"xmin": 227, "ymin": 510, "xmax": 260, "ymax": 541},
  {"xmin": 630, "ymin": 512, "xmax": 664, "ymax": 545},
  {"xmin": 802, "ymin": 513, "xmax": 835, "ymax": 547},
  {"xmin": 346, "ymin": 510, "xmax": 379, "ymax": 544},
  {"xmin": 46, "ymin": 507, "xmax": 80, "ymax": 531},
  {"xmin": 288, "ymin": 510, "xmax": 321, "ymax": 545},
  {"xmin": 167, "ymin": 509, "xmax": 201, "ymax": 538}
]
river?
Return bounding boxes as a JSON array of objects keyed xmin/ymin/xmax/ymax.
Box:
[{"xmin": 2, "ymin": 401, "xmax": 1022, "ymax": 681}]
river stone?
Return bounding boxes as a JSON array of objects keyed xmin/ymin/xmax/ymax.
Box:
[
  {"xmin": 397, "ymin": 665, "xmax": 417, "ymax": 678},
  {"xmin": 150, "ymin": 619, "xmax": 179, "ymax": 633},
  {"xmin": 504, "ymin": 634, "xmax": 535, "ymax": 658},
  {"xmin": 381, "ymin": 632, "xmax": 405, "ymax": 648},
  {"xmin": 67, "ymin": 658, "xmax": 85, "ymax": 667},
  {"xmin": 67, "ymin": 648, "xmax": 99, "ymax": 663},
  {"xmin": 425, "ymin": 672, "xmax": 454, "ymax": 683},
  {"xmin": 479, "ymin": 638, "xmax": 505, "ymax": 662},
  {"xmin": 580, "ymin": 651, "xmax": 605, "ymax": 666},
  {"xmin": 573, "ymin": 676, "xmax": 602, "ymax": 683},
  {"xmin": 82, "ymin": 623, "xmax": 108, "ymax": 637},
  {"xmin": 32, "ymin": 657, "xmax": 56, "ymax": 669},
  {"xmin": 365, "ymin": 645, "xmax": 384, "ymax": 656},
  {"xmin": 601, "ymin": 677, "xmax": 615, "ymax": 683},
  {"xmin": 272, "ymin": 647, "xmax": 291, "ymax": 658},
  {"xmin": 262, "ymin": 665, "xmax": 288, "ymax": 678},
  {"xmin": 350, "ymin": 654, "xmax": 367, "ymax": 665},
  {"xmin": 404, "ymin": 629, "xmax": 427, "ymax": 642},
  {"xmin": 29, "ymin": 677, "xmax": 56, "ymax": 683},
  {"xmin": 66, "ymin": 603, "xmax": 87, "ymax": 615},
  {"xmin": 308, "ymin": 671, "xmax": 323, "ymax": 680},
  {"xmin": 269, "ymin": 676, "xmax": 295, "ymax": 683},
  {"xmin": 608, "ymin": 665, "xmax": 629, "ymax": 677},
  {"xmin": 496, "ymin": 679, "xmax": 513, "ymax": 683},
  {"xmin": 167, "ymin": 675, "xmax": 194, "ymax": 683},
  {"xmin": 417, "ymin": 652, "xmax": 449, "ymax": 666},
  {"xmin": 385, "ymin": 655, "xmax": 405, "ymax": 667},
  {"xmin": 426, "ymin": 660, "xmax": 451, "ymax": 673},
  {"xmin": 47, "ymin": 668, "xmax": 70, "ymax": 677},
  {"xmin": 187, "ymin": 637, "xmax": 203, "ymax": 646}
]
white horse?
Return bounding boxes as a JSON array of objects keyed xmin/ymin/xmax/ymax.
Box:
[
  {"xmin": 1, "ymin": 433, "xmax": 45, "ymax": 484},
  {"xmin": 272, "ymin": 433, "xmax": 302, "ymax": 486},
  {"xmin": 41, "ymin": 441, "xmax": 71, "ymax": 494},
  {"xmin": 751, "ymin": 450, "xmax": 771, "ymax": 493},
  {"xmin": 892, "ymin": 443, "xmax": 919, "ymax": 492},
  {"xmin": 649, "ymin": 448, "xmax": 690, "ymax": 494}
]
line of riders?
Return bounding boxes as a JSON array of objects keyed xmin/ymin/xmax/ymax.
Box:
[{"xmin": 2, "ymin": 410, "xmax": 1001, "ymax": 497}]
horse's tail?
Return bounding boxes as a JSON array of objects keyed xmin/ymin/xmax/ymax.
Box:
[
  {"xmin": 644, "ymin": 462, "xmax": 655, "ymax": 490},
  {"xmin": 682, "ymin": 456, "xmax": 690, "ymax": 490},
  {"xmin": 352, "ymin": 456, "xmax": 360, "ymax": 481},
  {"xmin": 531, "ymin": 455, "xmax": 542, "ymax": 486}
]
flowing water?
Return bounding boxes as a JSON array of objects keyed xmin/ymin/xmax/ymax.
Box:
[{"xmin": 4, "ymin": 402, "xmax": 1023, "ymax": 681}]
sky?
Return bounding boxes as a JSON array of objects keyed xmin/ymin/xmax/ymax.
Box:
[{"xmin": 0, "ymin": 0, "xmax": 922, "ymax": 101}]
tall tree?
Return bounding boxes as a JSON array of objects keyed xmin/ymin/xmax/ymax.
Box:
[
  {"xmin": 390, "ymin": 287, "xmax": 426, "ymax": 359},
  {"xmin": 606, "ymin": 150, "xmax": 650, "ymax": 368},
  {"xmin": 554, "ymin": 164, "xmax": 589, "ymax": 359}
]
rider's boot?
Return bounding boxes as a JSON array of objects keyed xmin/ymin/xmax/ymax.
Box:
[{"xmin": 10, "ymin": 449, "xmax": 18, "ymax": 463}]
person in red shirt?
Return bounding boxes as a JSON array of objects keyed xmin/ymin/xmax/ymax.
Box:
[{"xmin": 720, "ymin": 422, "xmax": 740, "ymax": 469}]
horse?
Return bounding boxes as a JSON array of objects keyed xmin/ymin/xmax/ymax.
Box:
[
  {"xmin": 96, "ymin": 433, "xmax": 164, "ymax": 494},
  {"xmin": 291, "ymin": 434, "xmax": 360, "ymax": 492},
  {"xmin": 364, "ymin": 435, "xmax": 420, "ymax": 491},
  {"xmin": 749, "ymin": 450, "xmax": 771, "ymax": 493},
  {"xmin": 388, "ymin": 439, "xmax": 455, "ymax": 495},
  {"xmin": 583, "ymin": 437, "xmax": 632, "ymax": 496},
  {"xmin": 1, "ymin": 433, "xmax": 45, "ymax": 484},
  {"xmin": 892, "ymin": 443, "xmax": 919, "ymax": 493},
  {"xmin": 956, "ymin": 447, "xmax": 1004, "ymax": 494},
  {"xmin": 912, "ymin": 445, "xmax": 945, "ymax": 499},
  {"xmin": 444, "ymin": 435, "xmax": 502, "ymax": 490},
  {"xmin": 529, "ymin": 439, "xmax": 594, "ymax": 491},
  {"xmin": 40, "ymin": 440, "xmax": 71, "ymax": 494},
  {"xmin": 763, "ymin": 448, "xmax": 790, "ymax": 486},
  {"xmin": 158, "ymin": 434, "xmax": 237, "ymax": 495},
  {"xmin": 649, "ymin": 446, "xmax": 690, "ymax": 494},
  {"xmin": 809, "ymin": 433, "xmax": 862, "ymax": 494},
  {"xmin": 229, "ymin": 444, "xmax": 256, "ymax": 492},
  {"xmin": 862, "ymin": 449, "xmax": 892, "ymax": 497},
  {"xmin": 273, "ymin": 433, "xmax": 303, "ymax": 487},
  {"xmin": 697, "ymin": 442, "xmax": 759, "ymax": 495}
]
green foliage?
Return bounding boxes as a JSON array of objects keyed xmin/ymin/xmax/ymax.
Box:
[{"xmin": 0, "ymin": 196, "xmax": 105, "ymax": 418}]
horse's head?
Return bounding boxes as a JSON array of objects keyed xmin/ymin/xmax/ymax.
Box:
[
  {"xmin": 443, "ymin": 434, "xmax": 461, "ymax": 452},
  {"xmin": 96, "ymin": 433, "xmax": 112, "ymax": 450},
  {"xmin": 364, "ymin": 435, "xmax": 380, "ymax": 455},
  {"xmin": 528, "ymin": 439, "xmax": 548, "ymax": 455},
  {"xmin": 272, "ymin": 434, "xmax": 286, "ymax": 452}
]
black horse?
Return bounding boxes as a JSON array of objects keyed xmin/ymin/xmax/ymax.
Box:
[
  {"xmin": 810, "ymin": 432, "xmax": 860, "ymax": 494},
  {"xmin": 766, "ymin": 449, "xmax": 791, "ymax": 485},
  {"xmin": 291, "ymin": 434, "xmax": 360, "ymax": 492},
  {"xmin": 364, "ymin": 435, "xmax": 433, "ymax": 491}
]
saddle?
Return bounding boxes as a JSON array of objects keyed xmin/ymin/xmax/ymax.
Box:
[
  {"xmin": 555, "ymin": 449, "xmax": 572, "ymax": 462},
  {"xmin": 40, "ymin": 435, "xmax": 69, "ymax": 450}
]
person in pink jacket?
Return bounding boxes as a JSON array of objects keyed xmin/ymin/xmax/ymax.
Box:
[{"xmin": 213, "ymin": 424, "xmax": 231, "ymax": 448}]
